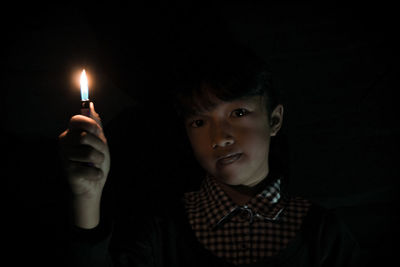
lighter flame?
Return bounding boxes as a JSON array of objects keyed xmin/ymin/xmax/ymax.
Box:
[{"xmin": 80, "ymin": 69, "xmax": 89, "ymax": 101}]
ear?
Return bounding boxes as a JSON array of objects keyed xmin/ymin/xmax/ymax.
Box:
[{"xmin": 269, "ymin": 105, "xmax": 284, "ymax": 137}]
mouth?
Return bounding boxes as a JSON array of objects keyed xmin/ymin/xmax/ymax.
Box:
[{"xmin": 217, "ymin": 153, "xmax": 243, "ymax": 166}]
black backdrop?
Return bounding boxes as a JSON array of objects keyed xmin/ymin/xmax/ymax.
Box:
[{"xmin": 2, "ymin": 2, "xmax": 399, "ymax": 266}]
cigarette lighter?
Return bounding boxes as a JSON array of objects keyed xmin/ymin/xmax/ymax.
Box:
[{"xmin": 80, "ymin": 69, "xmax": 91, "ymax": 117}]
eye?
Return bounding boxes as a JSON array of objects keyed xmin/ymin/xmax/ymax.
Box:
[
  {"xmin": 190, "ymin": 119, "xmax": 205, "ymax": 128},
  {"xmin": 232, "ymin": 108, "xmax": 249, "ymax": 118}
]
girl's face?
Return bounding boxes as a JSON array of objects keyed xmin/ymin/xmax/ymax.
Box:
[{"xmin": 184, "ymin": 92, "xmax": 283, "ymax": 187}]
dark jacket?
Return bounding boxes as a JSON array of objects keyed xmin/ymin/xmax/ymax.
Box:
[{"xmin": 67, "ymin": 199, "xmax": 360, "ymax": 267}]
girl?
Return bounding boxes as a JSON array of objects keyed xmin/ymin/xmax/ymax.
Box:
[{"xmin": 59, "ymin": 43, "xmax": 360, "ymax": 266}]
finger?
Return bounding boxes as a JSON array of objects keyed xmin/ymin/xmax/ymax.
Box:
[
  {"xmin": 66, "ymin": 162, "xmax": 104, "ymax": 181},
  {"xmin": 59, "ymin": 129, "xmax": 85, "ymax": 150},
  {"xmin": 65, "ymin": 145, "xmax": 105, "ymax": 165},
  {"xmin": 79, "ymin": 131, "xmax": 108, "ymax": 153},
  {"xmin": 69, "ymin": 115, "xmax": 103, "ymax": 137},
  {"xmin": 59, "ymin": 130, "xmax": 107, "ymax": 162},
  {"xmin": 58, "ymin": 129, "xmax": 76, "ymax": 159},
  {"xmin": 89, "ymin": 102, "xmax": 103, "ymax": 128}
]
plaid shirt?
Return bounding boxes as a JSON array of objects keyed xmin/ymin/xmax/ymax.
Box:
[{"xmin": 183, "ymin": 174, "xmax": 311, "ymax": 265}]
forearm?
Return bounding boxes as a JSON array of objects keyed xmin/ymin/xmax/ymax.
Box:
[{"xmin": 71, "ymin": 195, "xmax": 102, "ymax": 229}]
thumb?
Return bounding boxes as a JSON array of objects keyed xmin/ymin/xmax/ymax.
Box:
[{"xmin": 90, "ymin": 102, "xmax": 103, "ymax": 128}]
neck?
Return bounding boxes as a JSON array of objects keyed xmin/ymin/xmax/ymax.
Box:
[{"xmin": 218, "ymin": 176, "xmax": 271, "ymax": 206}]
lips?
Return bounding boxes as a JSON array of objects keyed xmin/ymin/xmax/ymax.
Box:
[{"xmin": 217, "ymin": 153, "xmax": 243, "ymax": 166}]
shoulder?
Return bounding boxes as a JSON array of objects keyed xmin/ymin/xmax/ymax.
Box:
[
  {"xmin": 286, "ymin": 196, "xmax": 313, "ymax": 211},
  {"xmin": 281, "ymin": 196, "xmax": 312, "ymax": 227},
  {"xmin": 283, "ymin": 197, "xmax": 358, "ymax": 249},
  {"xmin": 298, "ymin": 201, "xmax": 350, "ymax": 238}
]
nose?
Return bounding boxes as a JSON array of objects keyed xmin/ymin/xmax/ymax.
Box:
[{"xmin": 211, "ymin": 121, "xmax": 235, "ymax": 149}]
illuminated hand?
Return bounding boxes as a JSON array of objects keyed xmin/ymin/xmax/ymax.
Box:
[{"xmin": 59, "ymin": 102, "xmax": 110, "ymax": 199}]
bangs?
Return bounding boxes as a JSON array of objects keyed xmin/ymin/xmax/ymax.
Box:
[{"xmin": 176, "ymin": 79, "xmax": 266, "ymax": 119}]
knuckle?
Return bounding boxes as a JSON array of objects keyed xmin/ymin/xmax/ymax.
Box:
[
  {"xmin": 99, "ymin": 153, "xmax": 105, "ymax": 163},
  {"xmin": 87, "ymin": 148, "xmax": 102, "ymax": 162},
  {"xmin": 86, "ymin": 120, "xmax": 99, "ymax": 135},
  {"xmin": 94, "ymin": 168, "xmax": 104, "ymax": 180},
  {"xmin": 79, "ymin": 132, "xmax": 88, "ymax": 145},
  {"xmin": 93, "ymin": 124, "xmax": 102, "ymax": 136},
  {"xmin": 86, "ymin": 148, "xmax": 96, "ymax": 161},
  {"xmin": 69, "ymin": 115, "xmax": 101, "ymax": 135}
]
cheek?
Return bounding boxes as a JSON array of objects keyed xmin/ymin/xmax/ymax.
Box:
[
  {"xmin": 187, "ymin": 132, "xmax": 211, "ymax": 163},
  {"xmin": 241, "ymin": 126, "xmax": 271, "ymax": 159}
]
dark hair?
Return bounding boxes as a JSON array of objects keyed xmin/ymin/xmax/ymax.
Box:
[
  {"xmin": 169, "ymin": 43, "xmax": 291, "ymax": 191},
  {"xmin": 170, "ymin": 43, "xmax": 280, "ymax": 121}
]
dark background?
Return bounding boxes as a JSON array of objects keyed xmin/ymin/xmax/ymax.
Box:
[{"xmin": 2, "ymin": 1, "xmax": 399, "ymax": 266}]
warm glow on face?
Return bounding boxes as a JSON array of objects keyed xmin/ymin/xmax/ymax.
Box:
[{"xmin": 80, "ymin": 69, "xmax": 89, "ymax": 101}]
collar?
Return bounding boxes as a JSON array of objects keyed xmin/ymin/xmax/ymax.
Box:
[{"xmin": 184, "ymin": 173, "xmax": 286, "ymax": 230}]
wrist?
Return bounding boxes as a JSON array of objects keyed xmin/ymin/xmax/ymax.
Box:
[
  {"xmin": 71, "ymin": 195, "xmax": 102, "ymax": 229},
  {"xmin": 71, "ymin": 192, "xmax": 102, "ymax": 203}
]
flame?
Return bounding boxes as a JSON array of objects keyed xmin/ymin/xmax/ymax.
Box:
[{"xmin": 80, "ymin": 69, "xmax": 89, "ymax": 101}]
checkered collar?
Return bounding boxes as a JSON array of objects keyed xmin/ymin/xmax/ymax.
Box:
[{"xmin": 192, "ymin": 173, "xmax": 285, "ymax": 229}]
